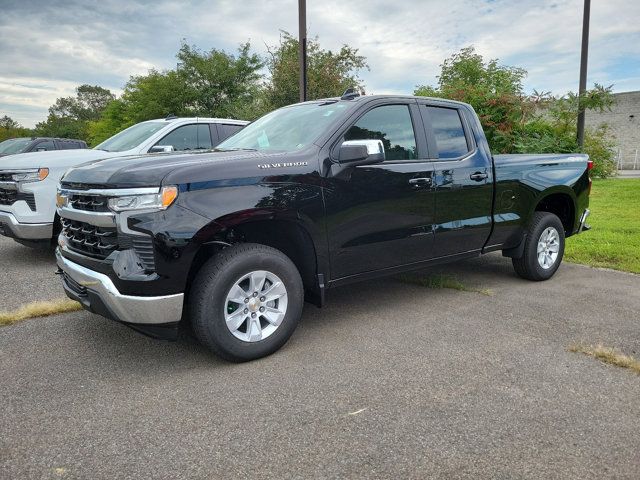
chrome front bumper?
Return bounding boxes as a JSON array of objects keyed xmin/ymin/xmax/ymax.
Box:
[
  {"xmin": 0, "ymin": 210, "xmax": 52, "ymax": 240},
  {"xmin": 55, "ymin": 248, "xmax": 184, "ymax": 325},
  {"xmin": 578, "ymin": 208, "xmax": 591, "ymax": 233}
]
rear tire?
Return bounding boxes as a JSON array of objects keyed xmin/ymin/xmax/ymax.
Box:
[
  {"xmin": 189, "ymin": 243, "xmax": 304, "ymax": 362},
  {"xmin": 512, "ymin": 212, "xmax": 565, "ymax": 281}
]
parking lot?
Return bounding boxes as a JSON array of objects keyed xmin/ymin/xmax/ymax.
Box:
[{"xmin": 1, "ymin": 234, "xmax": 640, "ymax": 479}]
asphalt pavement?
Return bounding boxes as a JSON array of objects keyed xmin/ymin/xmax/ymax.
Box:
[{"xmin": 1, "ymin": 235, "xmax": 640, "ymax": 479}]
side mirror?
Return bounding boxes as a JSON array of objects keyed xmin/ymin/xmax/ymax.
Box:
[
  {"xmin": 338, "ymin": 139, "xmax": 385, "ymax": 165},
  {"xmin": 149, "ymin": 145, "xmax": 175, "ymax": 153}
]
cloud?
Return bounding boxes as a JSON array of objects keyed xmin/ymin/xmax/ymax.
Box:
[{"xmin": 1, "ymin": 0, "xmax": 638, "ymax": 127}]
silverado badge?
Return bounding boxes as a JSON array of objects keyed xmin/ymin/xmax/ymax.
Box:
[{"xmin": 257, "ymin": 162, "xmax": 308, "ymax": 169}]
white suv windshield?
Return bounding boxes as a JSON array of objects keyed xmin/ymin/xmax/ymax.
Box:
[
  {"xmin": 94, "ymin": 122, "xmax": 166, "ymax": 152},
  {"xmin": 0, "ymin": 138, "xmax": 32, "ymax": 154},
  {"xmin": 217, "ymin": 102, "xmax": 350, "ymax": 153}
]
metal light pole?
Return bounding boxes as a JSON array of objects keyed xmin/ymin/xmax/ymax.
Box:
[
  {"xmin": 298, "ymin": 0, "xmax": 307, "ymax": 102},
  {"xmin": 576, "ymin": 0, "xmax": 591, "ymax": 148}
]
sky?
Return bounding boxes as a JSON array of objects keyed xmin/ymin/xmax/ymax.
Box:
[{"xmin": 1, "ymin": 0, "xmax": 638, "ymax": 127}]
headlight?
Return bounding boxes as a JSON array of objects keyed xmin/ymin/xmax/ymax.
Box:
[
  {"xmin": 108, "ymin": 186, "xmax": 178, "ymax": 212},
  {"xmin": 12, "ymin": 168, "xmax": 49, "ymax": 182}
]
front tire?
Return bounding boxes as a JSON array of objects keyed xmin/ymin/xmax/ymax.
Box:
[
  {"xmin": 512, "ymin": 211, "xmax": 565, "ymax": 281},
  {"xmin": 190, "ymin": 243, "xmax": 304, "ymax": 362}
]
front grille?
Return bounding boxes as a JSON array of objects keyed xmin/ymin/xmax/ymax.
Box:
[
  {"xmin": 0, "ymin": 188, "xmax": 36, "ymax": 210},
  {"xmin": 0, "ymin": 188, "xmax": 16, "ymax": 205},
  {"xmin": 61, "ymin": 219, "xmax": 118, "ymax": 259},
  {"xmin": 61, "ymin": 218, "xmax": 156, "ymax": 271},
  {"xmin": 0, "ymin": 172, "xmax": 14, "ymax": 181},
  {"xmin": 63, "ymin": 272, "xmax": 87, "ymax": 297},
  {"xmin": 69, "ymin": 193, "xmax": 109, "ymax": 212}
]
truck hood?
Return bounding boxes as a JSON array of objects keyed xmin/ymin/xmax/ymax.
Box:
[
  {"xmin": 0, "ymin": 149, "xmax": 112, "ymax": 170},
  {"xmin": 61, "ymin": 149, "xmax": 312, "ymax": 188}
]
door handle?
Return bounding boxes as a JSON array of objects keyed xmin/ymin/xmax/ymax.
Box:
[
  {"xmin": 409, "ymin": 177, "xmax": 432, "ymax": 187},
  {"xmin": 470, "ymin": 172, "xmax": 488, "ymax": 181}
]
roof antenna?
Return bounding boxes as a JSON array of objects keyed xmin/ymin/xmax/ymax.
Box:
[
  {"xmin": 165, "ymin": 114, "xmax": 177, "ymax": 120},
  {"xmin": 341, "ymin": 87, "xmax": 364, "ymax": 100}
]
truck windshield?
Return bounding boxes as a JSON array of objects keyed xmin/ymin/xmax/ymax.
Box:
[
  {"xmin": 0, "ymin": 138, "xmax": 32, "ymax": 154},
  {"xmin": 94, "ymin": 121, "xmax": 166, "ymax": 152},
  {"xmin": 217, "ymin": 101, "xmax": 350, "ymax": 153}
]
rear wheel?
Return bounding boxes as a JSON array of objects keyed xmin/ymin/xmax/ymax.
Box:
[
  {"xmin": 189, "ymin": 243, "xmax": 304, "ymax": 362},
  {"xmin": 512, "ymin": 211, "xmax": 565, "ymax": 281}
]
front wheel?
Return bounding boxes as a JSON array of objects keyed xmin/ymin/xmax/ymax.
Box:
[
  {"xmin": 512, "ymin": 211, "xmax": 565, "ymax": 281},
  {"xmin": 189, "ymin": 243, "xmax": 304, "ymax": 362}
]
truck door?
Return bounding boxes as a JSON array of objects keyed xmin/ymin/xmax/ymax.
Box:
[
  {"xmin": 324, "ymin": 101, "xmax": 437, "ymax": 280},
  {"xmin": 420, "ymin": 104, "xmax": 493, "ymax": 256}
]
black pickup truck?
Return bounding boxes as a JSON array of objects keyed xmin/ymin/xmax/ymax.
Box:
[{"xmin": 55, "ymin": 94, "xmax": 591, "ymax": 361}]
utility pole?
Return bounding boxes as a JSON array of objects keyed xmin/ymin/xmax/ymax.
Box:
[
  {"xmin": 576, "ymin": 0, "xmax": 591, "ymax": 148},
  {"xmin": 298, "ymin": 0, "xmax": 307, "ymax": 102}
]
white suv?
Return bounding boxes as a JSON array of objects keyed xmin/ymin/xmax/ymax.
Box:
[{"xmin": 0, "ymin": 117, "xmax": 248, "ymax": 247}]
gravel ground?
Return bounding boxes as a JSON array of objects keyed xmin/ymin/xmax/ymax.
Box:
[{"xmin": 1, "ymin": 235, "xmax": 639, "ymax": 479}]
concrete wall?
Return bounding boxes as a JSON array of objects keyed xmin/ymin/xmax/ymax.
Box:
[{"xmin": 585, "ymin": 91, "xmax": 640, "ymax": 169}]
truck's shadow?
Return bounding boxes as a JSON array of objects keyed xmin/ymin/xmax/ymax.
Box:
[
  {"xmin": 67, "ymin": 254, "xmax": 512, "ymax": 373},
  {"xmin": 1, "ymin": 239, "xmax": 57, "ymax": 266}
]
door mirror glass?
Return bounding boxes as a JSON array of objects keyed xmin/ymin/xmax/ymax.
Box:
[
  {"xmin": 338, "ymin": 139, "xmax": 385, "ymax": 165},
  {"xmin": 149, "ymin": 145, "xmax": 175, "ymax": 153}
]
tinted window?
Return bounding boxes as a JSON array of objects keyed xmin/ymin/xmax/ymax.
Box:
[
  {"xmin": 34, "ymin": 140, "xmax": 55, "ymax": 151},
  {"xmin": 58, "ymin": 140, "xmax": 81, "ymax": 150},
  {"xmin": 218, "ymin": 124, "xmax": 244, "ymax": 142},
  {"xmin": 344, "ymin": 105, "xmax": 417, "ymax": 161},
  {"xmin": 157, "ymin": 124, "xmax": 212, "ymax": 151},
  {"xmin": 426, "ymin": 107, "xmax": 469, "ymax": 159}
]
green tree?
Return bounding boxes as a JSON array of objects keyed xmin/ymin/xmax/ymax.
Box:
[
  {"xmin": 415, "ymin": 47, "xmax": 616, "ymax": 177},
  {"xmin": 35, "ymin": 84, "xmax": 115, "ymax": 141},
  {"xmin": 264, "ymin": 31, "xmax": 368, "ymax": 110},
  {"xmin": 88, "ymin": 42, "xmax": 264, "ymax": 144},
  {"xmin": 177, "ymin": 42, "xmax": 263, "ymax": 118},
  {"xmin": 0, "ymin": 115, "xmax": 34, "ymax": 142},
  {"xmin": 415, "ymin": 46, "xmax": 527, "ymax": 152},
  {"xmin": 86, "ymin": 99, "xmax": 129, "ymax": 146}
]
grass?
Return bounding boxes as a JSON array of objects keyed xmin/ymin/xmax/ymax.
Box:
[
  {"xmin": 0, "ymin": 299, "xmax": 82, "ymax": 326},
  {"xmin": 565, "ymin": 178, "xmax": 640, "ymax": 274},
  {"xmin": 569, "ymin": 344, "xmax": 640, "ymax": 375},
  {"xmin": 398, "ymin": 273, "xmax": 493, "ymax": 296}
]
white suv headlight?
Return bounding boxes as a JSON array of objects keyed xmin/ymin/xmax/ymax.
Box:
[
  {"xmin": 108, "ymin": 186, "xmax": 178, "ymax": 212},
  {"xmin": 12, "ymin": 168, "xmax": 49, "ymax": 182}
]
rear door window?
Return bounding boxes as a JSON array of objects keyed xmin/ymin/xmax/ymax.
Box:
[{"xmin": 425, "ymin": 107, "xmax": 470, "ymax": 159}]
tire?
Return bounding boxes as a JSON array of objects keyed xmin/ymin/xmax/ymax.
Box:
[
  {"xmin": 189, "ymin": 243, "xmax": 304, "ymax": 362},
  {"xmin": 512, "ymin": 212, "xmax": 565, "ymax": 281}
]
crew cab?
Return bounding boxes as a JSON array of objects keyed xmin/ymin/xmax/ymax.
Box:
[
  {"xmin": 0, "ymin": 117, "xmax": 247, "ymax": 247},
  {"xmin": 55, "ymin": 94, "xmax": 591, "ymax": 361},
  {"xmin": 0, "ymin": 137, "xmax": 87, "ymax": 157}
]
